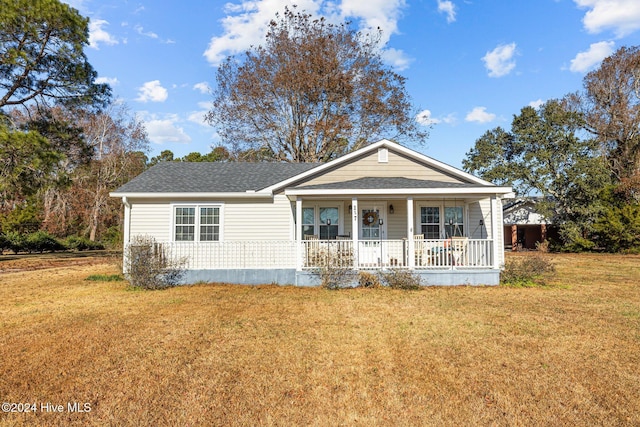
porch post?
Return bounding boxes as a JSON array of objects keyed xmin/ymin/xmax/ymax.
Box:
[
  {"xmin": 296, "ymin": 197, "xmax": 303, "ymax": 271},
  {"xmin": 122, "ymin": 197, "xmax": 131, "ymax": 244},
  {"xmin": 511, "ymin": 224, "xmax": 518, "ymax": 252},
  {"xmin": 491, "ymin": 196, "xmax": 501, "ymax": 269},
  {"xmin": 352, "ymin": 197, "xmax": 359, "ymax": 269},
  {"xmin": 407, "ymin": 197, "xmax": 415, "ymax": 269}
]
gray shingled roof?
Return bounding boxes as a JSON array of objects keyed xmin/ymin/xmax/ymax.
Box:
[
  {"xmin": 113, "ymin": 162, "xmax": 320, "ymax": 193},
  {"xmin": 293, "ymin": 177, "xmax": 487, "ymax": 190}
]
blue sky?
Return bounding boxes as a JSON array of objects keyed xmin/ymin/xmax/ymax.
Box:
[{"xmin": 63, "ymin": 0, "xmax": 640, "ymax": 168}]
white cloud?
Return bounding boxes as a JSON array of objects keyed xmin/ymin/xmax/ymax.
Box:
[
  {"xmin": 204, "ymin": 0, "xmax": 314, "ymax": 65},
  {"xmin": 142, "ymin": 114, "xmax": 192, "ymax": 145},
  {"xmin": 136, "ymin": 80, "xmax": 168, "ymax": 103},
  {"xmin": 193, "ymin": 82, "xmax": 211, "ymax": 94},
  {"xmin": 416, "ymin": 109, "xmax": 440, "ymax": 126},
  {"xmin": 381, "ymin": 48, "xmax": 413, "ymax": 71},
  {"xmin": 134, "ymin": 25, "xmax": 159, "ymax": 39},
  {"xmin": 95, "ymin": 76, "xmax": 119, "ymax": 86},
  {"xmin": 188, "ymin": 111, "xmax": 208, "ymax": 127},
  {"xmin": 440, "ymin": 113, "xmax": 457, "ymax": 124},
  {"xmin": 437, "ymin": 0, "xmax": 456, "ymax": 23},
  {"xmin": 465, "ymin": 107, "xmax": 496, "ymax": 123},
  {"xmin": 204, "ymin": 0, "xmax": 409, "ymax": 68},
  {"xmin": 188, "ymin": 102, "xmax": 214, "ymax": 127},
  {"xmin": 569, "ymin": 41, "xmax": 615, "ymax": 72},
  {"xmin": 528, "ymin": 99, "xmax": 544, "ymax": 109},
  {"xmin": 574, "ymin": 0, "xmax": 640, "ymax": 37},
  {"xmin": 89, "ymin": 19, "xmax": 118, "ymax": 49},
  {"xmin": 482, "ymin": 43, "xmax": 517, "ymax": 77},
  {"xmin": 337, "ymin": 0, "xmax": 406, "ymax": 46},
  {"xmin": 416, "ymin": 110, "xmax": 457, "ymax": 126}
]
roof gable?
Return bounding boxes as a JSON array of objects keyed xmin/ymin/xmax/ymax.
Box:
[{"xmin": 264, "ymin": 139, "xmax": 495, "ymax": 192}]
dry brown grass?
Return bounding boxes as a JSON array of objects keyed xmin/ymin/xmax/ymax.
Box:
[{"xmin": 0, "ymin": 253, "xmax": 639, "ymax": 426}]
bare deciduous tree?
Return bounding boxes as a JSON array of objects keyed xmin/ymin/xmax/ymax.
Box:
[
  {"xmin": 575, "ymin": 45, "xmax": 640, "ymax": 183},
  {"xmin": 206, "ymin": 7, "xmax": 428, "ymax": 162}
]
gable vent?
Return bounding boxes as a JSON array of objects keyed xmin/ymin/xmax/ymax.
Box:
[{"xmin": 378, "ymin": 148, "xmax": 389, "ymax": 163}]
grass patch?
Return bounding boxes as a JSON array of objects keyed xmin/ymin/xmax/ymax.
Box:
[
  {"xmin": 0, "ymin": 253, "xmax": 639, "ymax": 425},
  {"xmin": 85, "ymin": 274, "xmax": 124, "ymax": 282}
]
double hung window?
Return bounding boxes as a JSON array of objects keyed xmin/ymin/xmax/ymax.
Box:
[
  {"xmin": 420, "ymin": 207, "xmax": 440, "ymax": 239},
  {"xmin": 174, "ymin": 205, "xmax": 221, "ymax": 242},
  {"xmin": 301, "ymin": 206, "xmax": 339, "ymax": 239},
  {"xmin": 419, "ymin": 205, "xmax": 465, "ymax": 238}
]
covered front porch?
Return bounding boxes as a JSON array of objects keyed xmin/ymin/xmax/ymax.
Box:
[{"xmin": 289, "ymin": 183, "xmax": 506, "ymax": 273}]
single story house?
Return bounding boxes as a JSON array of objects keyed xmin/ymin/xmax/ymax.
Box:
[
  {"xmin": 503, "ymin": 198, "xmax": 556, "ymax": 251},
  {"xmin": 111, "ymin": 139, "xmax": 513, "ymax": 286}
]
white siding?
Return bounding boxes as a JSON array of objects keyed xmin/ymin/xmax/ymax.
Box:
[
  {"xmin": 387, "ymin": 201, "xmax": 407, "ymax": 240},
  {"xmin": 224, "ymin": 195, "xmax": 293, "ymax": 240},
  {"xmin": 129, "ymin": 196, "xmax": 294, "ymax": 242},
  {"xmin": 467, "ymin": 198, "xmax": 492, "ymax": 239},
  {"xmin": 299, "ymin": 150, "xmax": 466, "ymax": 186},
  {"xmin": 129, "ymin": 201, "xmax": 171, "ymax": 242}
]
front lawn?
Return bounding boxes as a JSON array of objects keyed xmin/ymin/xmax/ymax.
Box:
[{"xmin": 0, "ymin": 253, "xmax": 638, "ymax": 426}]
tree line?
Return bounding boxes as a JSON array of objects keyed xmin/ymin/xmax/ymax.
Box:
[
  {"xmin": 2, "ymin": 0, "xmax": 637, "ymax": 253},
  {"xmin": 0, "ymin": 0, "xmax": 147, "ymax": 247},
  {"xmin": 464, "ymin": 45, "xmax": 640, "ymax": 252}
]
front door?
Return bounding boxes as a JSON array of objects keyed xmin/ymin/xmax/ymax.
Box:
[{"xmin": 359, "ymin": 204, "xmax": 386, "ymax": 266}]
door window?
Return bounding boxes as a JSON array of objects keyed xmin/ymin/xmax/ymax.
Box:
[{"xmin": 361, "ymin": 208, "xmax": 381, "ymax": 239}]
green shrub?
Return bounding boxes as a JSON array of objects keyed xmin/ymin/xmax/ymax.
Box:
[
  {"xmin": 0, "ymin": 233, "xmax": 7, "ymax": 253},
  {"xmin": 500, "ymin": 255, "xmax": 556, "ymax": 287},
  {"xmin": 557, "ymin": 223, "xmax": 596, "ymax": 252},
  {"xmin": 24, "ymin": 231, "xmax": 65, "ymax": 253},
  {"xmin": 4, "ymin": 231, "xmax": 26, "ymax": 254},
  {"xmin": 64, "ymin": 236, "xmax": 105, "ymax": 251},
  {"xmin": 379, "ymin": 269, "xmax": 422, "ymax": 290},
  {"xmin": 125, "ymin": 235, "xmax": 185, "ymax": 290},
  {"xmin": 592, "ymin": 203, "xmax": 640, "ymax": 252},
  {"xmin": 101, "ymin": 226, "xmax": 123, "ymax": 250}
]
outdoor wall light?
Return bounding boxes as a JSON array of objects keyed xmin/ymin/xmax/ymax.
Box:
[
  {"xmin": 479, "ymin": 219, "xmax": 484, "ymax": 226},
  {"xmin": 326, "ymin": 218, "xmax": 331, "ymax": 226},
  {"xmin": 348, "ymin": 204, "xmax": 352, "ymax": 214},
  {"xmin": 389, "ymin": 204, "xmax": 394, "ymax": 214},
  {"xmin": 378, "ymin": 218, "xmax": 384, "ymax": 226}
]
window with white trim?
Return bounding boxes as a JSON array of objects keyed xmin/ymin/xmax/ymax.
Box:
[
  {"xmin": 444, "ymin": 206, "xmax": 464, "ymax": 237},
  {"xmin": 300, "ymin": 205, "xmax": 340, "ymax": 239},
  {"xmin": 420, "ymin": 206, "xmax": 440, "ymax": 239},
  {"xmin": 174, "ymin": 205, "xmax": 221, "ymax": 241},
  {"xmin": 319, "ymin": 207, "xmax": 339, "ymax": 239},
  {"xmin": 302, "ymin": 207, "xmax": 315, "ymax": 237},
  {"xmin": 419, "ymin": 205, "xmax": 465, "ymax": 238}
]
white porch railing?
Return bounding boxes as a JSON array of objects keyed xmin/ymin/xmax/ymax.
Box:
[
  {"xmin": 128, "ymin": 239, "xmax": 494, "ymax": 271},
  {"xmin": 155, "ymin": 241, "xmax": 297, "ymax": 270},
  {"xmin": 302, "ymin": 238, "xmax": 494, "ymax": 270}
]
